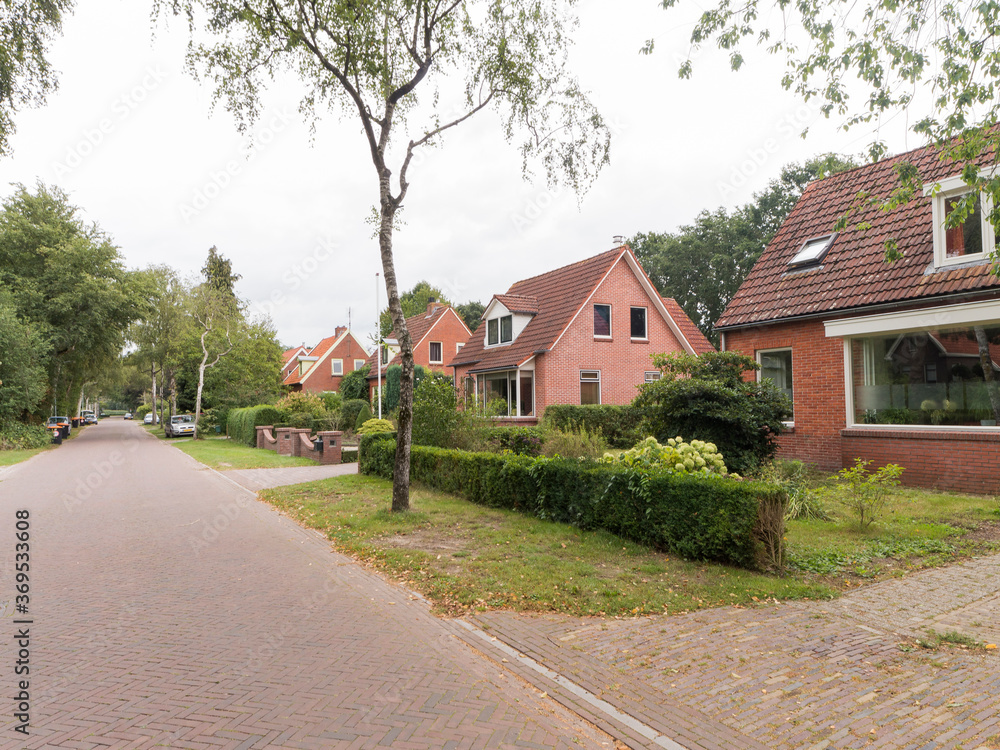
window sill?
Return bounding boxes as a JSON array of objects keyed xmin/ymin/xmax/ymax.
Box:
[
  {"xmin": 593, "ymin": 336, "xmax": 613, "ymax": 342},
  {"xmin": 630, "ymin": 337, "xmax": 649, "ymax": 343}
]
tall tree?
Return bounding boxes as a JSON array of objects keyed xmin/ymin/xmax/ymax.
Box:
[
  {"xmin": 632, "ymin": 157, "xmax": 855, "ymax": 344},
  {"xmin": 0, "ymin": 291, "xmax": 48, "ymax": 423},
  {"xmin": 0, "ymin": 0, "xmax": 72, "ymax": 155},
  {"xmin": 161, "ymin": 0, "xmax": 611, "ymax": 510},
  {"xmin": 657, "ymin": 0, "xmax": 1000, "ymax": 252}
]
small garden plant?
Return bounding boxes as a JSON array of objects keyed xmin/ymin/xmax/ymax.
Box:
[
  {"xmin": 357, "ymin": 418, "xmax": 394, "ymax": 435},
  {"xmin": 829, "ymin": 458, "xmax": 905, "ymax": 528}
]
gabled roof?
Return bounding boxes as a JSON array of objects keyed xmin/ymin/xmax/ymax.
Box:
[
  {"xmin": 363, "ymin": 304, "xmax": 470, "ymax": 376},
  {"xmin": 281, "ymin": 346, "xmax": 308, "ymax": 366},
  {"xmin": 283, "ymin": 330, "xmax": 367, "ymax": 386},
  {"xmin": 492, "ymin": 294, "xmax": 540, "ymax": 315},
  {"xmin": 452, "ymin": 246, "xmax": 710, "ymax": 373},
  {"xmin": 662, "ymin": 298, "xmax": 714, "ymax": 354},
  {"xmin": 717, "ymin": 141, "xmax": 1000, "ymax": 330}
]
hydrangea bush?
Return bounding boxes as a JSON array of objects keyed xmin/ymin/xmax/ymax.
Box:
[{"xmin": 600, "ymin": 436, "xmax": 729, "ymax": 476}]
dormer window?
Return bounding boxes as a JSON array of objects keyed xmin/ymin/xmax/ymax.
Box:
[
  {"xmin": 486, "ymin": 314, "xmax": 513, "ymax": 346},
  {"xmin": 925, "ymin": 175, "xmax": 996, "ymax": 268},
  {"xmin": 788, "ymin": 233, "xmax": 836, "ymax": 268}
]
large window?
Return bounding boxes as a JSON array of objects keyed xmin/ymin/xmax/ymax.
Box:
[
  {"xmin": 331, "ymin": 359, "xmax": 343, "ymax": 376},
  {"xmin": 757, "ymin": 349, "xmax": 793, "ymax": 420},
  {"xmin": 580, "ymin": 370, "xmax": 601, "ymax": 404},
  {"xmin": 630, "ymin": 307, "xmax": 647, "ymax": 339},
  {"xmin": 475, "ymin": 369, "xmax": 532, "ymax": 416},
  {"xmin": 850, "ymin": 327, "xmax": 1000, "ymax": 426},
  {"xmin": 594, "ymin": 304, "xmax": 611, "ymax": 337},
  {"xmin": 429, "ymin": 341, "xmax": 442, "ymax": 363}
]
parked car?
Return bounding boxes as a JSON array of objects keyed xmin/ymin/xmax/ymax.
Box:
[
  {"xmin": 165, "ymin": 414, "xmax": 196, "ymax": 438},
  {"xmin": 123, "ymin": 412, "xmax": 133, "ymax": 420},
  {"xmin": 46, "ymin": 416, "xmax": 71, "ymax": 442},
  {"xmin": 143, "ymin": 413, "xmax": 155, "ymax": 425},
  {"xmin": 82, "ymin": 410, "xmax": 97, "ymax": 425}
]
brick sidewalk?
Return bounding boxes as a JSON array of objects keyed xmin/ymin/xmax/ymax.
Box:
[
  {"xmin": 1, "ymin": 420, "xmax": 612, "ymax": 749},
  {"xmin": 472, "ymin": 555, "xmax": 1000, "ymax": 750}
]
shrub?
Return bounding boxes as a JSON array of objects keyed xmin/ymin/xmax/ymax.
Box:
[
  {"xmin": 355, "ymin": 403, "xmax": 373, "ymax": 430},
  {"xmin": 543, "ymin": 404, "xmax": 645, "ymax": 448},
  {"xmin": 539, "ymin": 424, "xmax": 607, "ymax": 459},
  {"xmin": 320, "ymin": 392, "xmax": 343, "ymax": 413},
  {"xmin": 601, "ymin": 436, "xmax": 728, "ymax": 476},
  {"xmin": 134, "ymin": 404, "xmax": 151, "ymax": 421},
  {"xmin": 412, "ymin": 374, "xmax": 459, "ymax": 447},
  {"xmin": 383, "ymin": 364, "xmax": 426, "ymax": 413},
  {"xmin": 634, "ymin": 351, "xmax": 791, "ymax": 475},
  {"xmin": 340, "ymin": 399, "xmax": 369, "ymax": 431},
  {"xmin": 829, "ymin": 458, "xmax": 905, "ymax": 528},
  {"xmin": 359, "ymin": 438, "xmax": 783, "ymax": 569},
  {"xmin": 0, "ymin": 422, "xmax": 50, "ymax": 450},
  {"xmin": 486, "ymin": 426, "xmax": 544, "ymax": 456},
  {"xmin": 358, "ymin": 418, "xmax": 394, "ymax": 435},
  {"xmin": 339, "ymin": 365, "xmax": 370, "ymax": 402},
  {"xmin": 275, "ymin": 392, "xmax": 327, "ymax": 420},
  {"xmin": 226, "ymin": 405, "xmax": 286, "ymax": 446}
]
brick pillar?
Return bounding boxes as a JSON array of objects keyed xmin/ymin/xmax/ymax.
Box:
[
  {"xmin": 288, "ymin": 428, "xmax": 312, "ymax": 457},
  {"xmin": 256, "ymin": 425, "xmax": 274, "ymax": 450},
  {"xmin": 317, "ymin": 431, "xmax": 343, "ymax": 465},
  {"xmin": 275, "ymin": 427, "xmax": 295, "ymax": 456}
]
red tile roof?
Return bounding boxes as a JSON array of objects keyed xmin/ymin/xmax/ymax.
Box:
[
  {"xmin": 717, "ymin": 141, "xmax": 1000, "ymax": 329},
  {"xmin": 662, "ymin": 298, "xmax": 715, "ymax": 354},
  {"xmin": 363, "ymin": 304, "xmax": 462, "ymax": 376},
  {"xmin": 283, "ymin": 334, "xmax": 339, "ymax": 386},
  {"xmin": 452, "ymin": 248, "xmax": 626, "ymax": 372},
  {"xmin": 493, "ymin": 294, "xmax": 540, "ymax": 314}
]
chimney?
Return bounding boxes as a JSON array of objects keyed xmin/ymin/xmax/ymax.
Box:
[
  {"xmin": 335, "ymin": 325, "xmax": 347, "ymax": 337},
  {"xmin": 426, "ymin": 297, "xmax": 441, "ymax": 315}
]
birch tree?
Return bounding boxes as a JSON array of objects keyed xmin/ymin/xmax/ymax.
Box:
[{"xmin": 159, "ymin": 0, "xmax": 611, "ymax": 510}]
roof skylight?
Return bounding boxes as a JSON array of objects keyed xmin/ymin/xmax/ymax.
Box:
[{"xmin": 788, "ymin": 233, "xmax": 837, "ymax": 267}]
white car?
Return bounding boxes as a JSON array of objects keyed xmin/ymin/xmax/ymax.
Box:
[{"xmin": 143, "ymin": 413, "xmax": 154, "ymax": 425}]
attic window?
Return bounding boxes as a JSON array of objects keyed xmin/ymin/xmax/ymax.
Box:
[{"xmin": 788, "ymin": 233, "xmax": 836, "ymax": 267}]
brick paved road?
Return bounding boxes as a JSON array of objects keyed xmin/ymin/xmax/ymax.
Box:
[
  {"xmin": 0, "ymin": 420, "xmax": 612, "ymax": 749},
  {"xmin": 473, "ymin": 558, "xmax": 1000, "ymax": 750}
]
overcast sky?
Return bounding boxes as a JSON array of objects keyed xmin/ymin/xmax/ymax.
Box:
[{"xmin": 1, "ymin": 0, "xmax": 918, "ymax": 350}]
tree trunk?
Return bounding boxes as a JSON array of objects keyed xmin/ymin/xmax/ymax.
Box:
[
  {"xmin": 974, "ymin": 326, "xmax": 1000, "ymax": 421},
  {"xmin": 378, "ymin": 180, "xmax": 413, "ymax": 512},
  {"xmin": 194, "ymin": 330, "xmax": 210, "ymax": 440}
]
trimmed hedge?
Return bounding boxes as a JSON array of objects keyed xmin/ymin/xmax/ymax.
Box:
[
  {"xmin": 0, "ymin": 422, "xmax": 50, "ymax": 450},
  {"xmin": 360, "ymin": 437, "xmax": 782, "ymax": 569},
  {"xmin": 227, "ymin": 405, "xmax": 286, "ymax": 446},
  {"xmin": 543, "ymin": 404, "xmax": 644, "ymax": 448}
]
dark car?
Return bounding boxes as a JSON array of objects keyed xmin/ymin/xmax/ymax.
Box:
[{"xmin": 123, "ymin": 412, "xmax": 133, "ymax": 420}]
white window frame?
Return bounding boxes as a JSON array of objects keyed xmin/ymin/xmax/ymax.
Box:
[
  {"xmin": 331, "ymin": 358, "xmax": 343, "ymax": 376},
  {"xmin": 354, "ymin": 359, "xmax": 366, "ymax": 370},
  {"xmin": 924, "ymin": 174, "xmax": 996, "ymax": 268},
  {"xmin": 644, "ymin": 371, "xmax": 661, "ymax": 382},
  {"xmin": 429, "ymin": 341, "xmax": 443, "ymax": 364},
  {"xmin": 594, "ymin": 304, "xmax": 612, "ymax": 339},
  {"xmin": 630, "ymin": 306, "xmax": 648, "ymax": 340},
  {"xmin": 485, "ymin": 315, "xmax": 513, "ymax": 347},
  {"xmin": 756, "ymin": 348, "xmax": 793, "ymax": 425},
  {"xmin": 456, "ymin": 342, "xmax": 464, "ymax": 353},
  {"xmin": 580, "ymin": 370, "xmax": 601, "ymax": 405}
]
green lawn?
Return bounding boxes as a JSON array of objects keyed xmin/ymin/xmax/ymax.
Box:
[
  {"xmin": 258, "ymin": 470, "xmax": 1000, "ymax": 618},
  {"xmin": 261, "ymin": 475, "xmax": 837, "ymax": 617},
  {"xmin": 0, "ymin": 446, "xmax": 53, "ymax": 466},
  {"xmin": 168, "ymin": 435, "xmax": 318, "ymax": 470}
]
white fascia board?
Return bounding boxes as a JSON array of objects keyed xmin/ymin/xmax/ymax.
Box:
[
  {"xmin": 482, "ymin": 298, "xmax": 510, "ymax": 319},
  {"xmin": 824, "ymin": 298, "xmax": 1000, "ymax": 338},
  {"xmin": 301, "ymin": 332, "xmax": 347, "ymax": 385},
  {"xmin": 550, "ymin": 251, "xmax": 625, "ymax": 353}
]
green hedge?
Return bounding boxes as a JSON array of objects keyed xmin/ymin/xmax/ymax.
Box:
[
  {"xmin": 0, "ymin": 422, "xmax": 50, "ymax": 450},
  {"xmin": 227, "ymin": 405, "xmax": 286, "ymax": 446},
  {"xmin": 543, "ymin": 404, "xmax": 645, "ymax": 448},
  {"xmin": 360, "ymin": 437, "xmax": 780, "ymax": 569}
]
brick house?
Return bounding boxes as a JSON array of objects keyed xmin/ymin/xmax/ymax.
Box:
[
  {"xmin": 283, "ymin": 327, "xmax": 370, "ymax": 394},
  {"xmin": 363, "ymin": 302, "xmax": 473, "ymax": 400},
  {"xmin": 451, "ymin": 245, "xmax": 713, "ymax": 423},
  {"xmin": 717, "ymin": 141, "xmax": 1000, "ymax": 493},
  {"xmin": 280, "ymin": 345, "xmax": 310, "ymax": 381}
]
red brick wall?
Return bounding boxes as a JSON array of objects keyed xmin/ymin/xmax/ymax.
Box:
[
  {"xmin": 724, "ymin": 319, "xmax": 846, "ymax": 472},
  {"xmin": 842, "ymin": 428, "xmax": 1000, "ymax": 494},
  {"xmin": 300, "ymin": 333, "xmax": 369, "ymax": 394}
]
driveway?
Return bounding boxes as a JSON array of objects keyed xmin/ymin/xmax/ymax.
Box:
[{"xmin": 0, "ymin": 419, "xmax": 611, "ymax": 749}]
